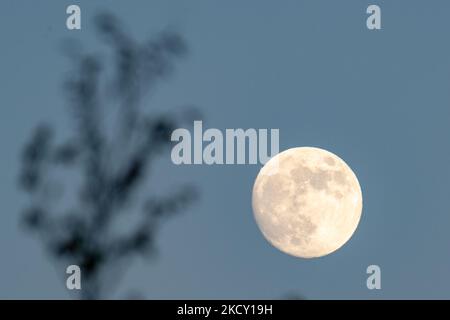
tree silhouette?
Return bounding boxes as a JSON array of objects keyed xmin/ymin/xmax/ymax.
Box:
[{"xmin": 18, "ymin": 13, "xmax": 198, "ymax": 299}]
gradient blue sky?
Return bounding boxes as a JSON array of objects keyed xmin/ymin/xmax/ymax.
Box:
[{"xmin": 2, "ymin": 0, "xmax": 450, "ymax": 299}]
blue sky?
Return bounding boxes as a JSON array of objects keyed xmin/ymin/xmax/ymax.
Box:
[{"xmin": 1, "ymin": 0, "xmax": 450, "ymax": 299}]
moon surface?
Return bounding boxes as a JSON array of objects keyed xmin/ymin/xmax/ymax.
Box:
[{"xmin": 252, "ymin": 147, "xmax": 363, "ymax": 258}]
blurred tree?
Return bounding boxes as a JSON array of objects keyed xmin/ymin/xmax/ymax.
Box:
[
  {"xmin": 18, "ymin": 13, "xmax": 198, "ymax": 299},
  {"xmin": 282, "ymin": 292, "xmax": 307, "ymax": 300}
]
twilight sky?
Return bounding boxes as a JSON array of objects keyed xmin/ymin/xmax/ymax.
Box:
[{"xmin": 2, "ymin": 0, "xmax": 450, "ymax": 299}]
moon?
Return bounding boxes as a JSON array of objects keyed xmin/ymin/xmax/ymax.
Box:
[{"xmin": 252, "ymin": 147, "xmax": 363, "ymax": 258}]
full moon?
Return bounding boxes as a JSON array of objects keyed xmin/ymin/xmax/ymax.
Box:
[{"xmin": 252, "ymin": 147, "xmax": 363, "ymax": 258}]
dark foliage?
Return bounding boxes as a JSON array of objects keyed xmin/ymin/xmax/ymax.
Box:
[{"xmin": 19, "ymin": 13, "xmax": 198, "ymax": 299}]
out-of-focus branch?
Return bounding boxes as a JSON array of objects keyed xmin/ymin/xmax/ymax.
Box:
[{"xmin": 19, "ymin": 12, "xmax": 199, "ymax": 299}]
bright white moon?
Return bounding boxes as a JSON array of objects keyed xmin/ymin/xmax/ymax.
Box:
[{"xmin": 252, "ymin": 147, "xmax": 363, "ymax": 258}]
